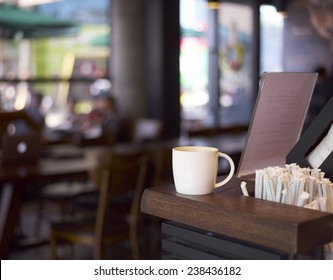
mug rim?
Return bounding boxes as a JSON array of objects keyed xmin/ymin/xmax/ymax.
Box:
[{"xmin": 173, "ymin": 146, "xmax": 218, "ymax": 153}]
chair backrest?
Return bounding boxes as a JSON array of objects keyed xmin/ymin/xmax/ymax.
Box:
[
  {"xmin": 187, "ymin": 125, "xmax": 248, "ymax": 138},
  {"xmin": 131, "ymin": 118, "xmax": 163, "ymax": 143},
  {"xmin": 93, "ymin": 148, "xmax": 149, "ymax": 258},
  {"xmin": 0, "ymin": 111, "xmax": 43, "ymax": 138},
  {"xmin": 151, "ymin": 145, "xmax": 173, "ymax": 187}
]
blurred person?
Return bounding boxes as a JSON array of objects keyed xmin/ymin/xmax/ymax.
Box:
[
  {"xmin": 25, "ymin": 91, "xmax": 45, "ymax": 128},
  {"xmin": 306, "ymin": 0, "xmax": 333, "ymax": 51},
  {"xmin": 81, "ymin": 92, "xmax": 123, "ymax": 145}
]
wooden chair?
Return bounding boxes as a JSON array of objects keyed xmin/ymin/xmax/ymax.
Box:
[
  {"xmin": 142, "ymin": 145, "xmax": 174, "ymax": 259},
  {"xmin": 0, "ymin": 111, "xmax": 43, "ymax": 136},
  {"xmin": 49, "ymin": 148, "xmax": 149, "ymax": 259},
  {"xmin": 187, "ymin": 124, "xmax": 248, "ymax": 138},
  {"xmin": 131, "ymin": 118, "xmax": 163, "ymax": 143},
  {"xmin": 34, "ymin": 179, "xmax": 97, "ymax": 235}
]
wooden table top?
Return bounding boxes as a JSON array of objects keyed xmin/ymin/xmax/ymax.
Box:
[
  {"xmin": 0, "ymin": 155, "xmax": 94, "ymax": 185},
  {"xmin": 0, "ymin": 131, "xmax": 246, "ymax": 185},
  {"xmin": 141, "ymin": 176, "xmax": 333, "ymax": 254}
]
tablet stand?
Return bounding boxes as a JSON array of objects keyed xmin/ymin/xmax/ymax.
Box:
[{"xmin": 286, "ymin": 96, "xmax": 333, "ymax": 179}]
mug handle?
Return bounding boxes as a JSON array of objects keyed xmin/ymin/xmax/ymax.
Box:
[{"xmin": 215, "ymin": 152, "xmax": 235, "ymax": 188}]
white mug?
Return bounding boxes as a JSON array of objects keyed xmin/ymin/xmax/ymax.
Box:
[{"xmin": 172, "ymin": 146, "xmax": 235, "ymax": 195}]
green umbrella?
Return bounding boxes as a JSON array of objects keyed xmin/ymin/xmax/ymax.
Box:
[
  {"xmin": 0, "ymin": 3, "xmax": 78, "ymax": 38},
  {"xmin": 89, "ymin": 33, "xmax": 110, "ymax": 47},
  {"xmin": 181, "ymin": 27, "xmax": 206, "ymax": 38}
]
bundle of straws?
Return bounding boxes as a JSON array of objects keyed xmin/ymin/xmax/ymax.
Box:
[{"xmin": 254, "ymin": 163, "xmax": 333, "ymax": 259}]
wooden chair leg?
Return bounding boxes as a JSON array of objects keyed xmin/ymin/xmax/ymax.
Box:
[
  {"xmin": 50, "ymin": 231, "xmax": 58, "ymax": 259},
  {"xmin": 93, "ymin": 242, "xmax": 104, "ymax": 260},
  {"xmin": 129, "ymin": 217, "xmax": 141, "ymax": 260},
  {"xmin": 150, "ymin": 217, "xmax": 162, "ymax": 259},
  {"xmin": 34, "ymin": 198, "xmax": 44, "ymax": 237},
  {"xmin": 130, "ymin": 231, "xmax": 139, "ymax": 259}
]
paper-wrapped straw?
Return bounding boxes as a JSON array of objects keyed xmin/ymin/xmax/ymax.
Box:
[
  {"xmin": 258, "ymin": 170, "xmax": 263, "ymax": 199},
  {"xmin": 311, "ymin": 168, "xmax": 321, "ymax": 179},
  {"xmin": 296, "ymin": 179, "xmax": 305, "ymax": 205},
  {"xmin": 327, "ymin": 184, "xmax": 333, "ymax": 212},
  {"xmin": 285, "ymin": 178, "xmax": 292, "ymax": 205},
  {"xmin": 308, "ymin": 176, "xmax": 315, "ymax": 201},
  {"xmin": 303, "ymin": 178, "xmax": 309, "ymax": 195},
  {"xmin": 319, "ymin": 197, "xmax": 327, "ymax": 212},
  {"xmin": 321, "ymin": 178, "xmax": 330, "ymax": 198},
  {"xmin": 240, "ymin": 181, "xmax": 249, "ymax": 196},
  {"xmin": 304, "ymin": 199, "xmax": 319, "ymax": 210},
  {"xmin": 316, "ymin": 182, "xmax": 322, "ymax": 199},
  {"xmin": 275, "ymin": 176, "xmax": 283, "ymax": 202},
  {"xmin": 267, "ymin": 177, "xmax": 275, "ymax": 201},
  {"xmin": 255, "ymin": 170, "xmax": 260, "ymax": 198},
  {"xmin": 297, "ymin": 191, "xmax": 310, "ymax": 207},
  {"xmin": 263, "ymin": 173, "xmax": 268, "ymax": 200},
  {"xmin": 281, "ymin": 189, "xmax": 287, "ymax": 204},
  {"xmin": 253, "ymin": 163, "xmax": 333, "ymax": 260},
  {"xmin": 323, "ymin": 124, "xmax": 333, "ymax": 156},
  {"xmin": 254, "ymin": 163, "xmax": 332, "ymax": 211},
  {"xmin": 303, "ymin": 167, "xmax": 311, "ymax": 176},
  {"xmin": 309, "ymin": 154, "xmax": 323, "ymax": 169},
  {"xmin": 307, "ymin": 132, "xmax": 332, "ymax": 168},
  {"xmin": 291, "ymin": 180, "xmax": 299, "ymax": 205}
]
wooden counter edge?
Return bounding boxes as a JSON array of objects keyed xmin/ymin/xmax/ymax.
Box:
[{"xmin": 141, "ymin": 186, "xmax": 333, "ymax": 254}]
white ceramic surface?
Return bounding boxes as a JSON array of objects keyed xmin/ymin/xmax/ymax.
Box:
[{"xmin": 172, "ymin": 146, "xmax": 235, "ymax": 195}]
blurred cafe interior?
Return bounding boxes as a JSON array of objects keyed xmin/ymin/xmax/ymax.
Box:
[{"xmin": 0, "ymin": 0, "xmax": 333, "ymax": 260}]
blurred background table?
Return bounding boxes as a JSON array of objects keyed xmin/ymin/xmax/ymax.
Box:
[
  {"xmin": 0, "ymin": 128, "xmax": 247, "ymax": 259},
  {"xmin": 0, "ymin": 147, "xmax": 95, "ymax": 259}
]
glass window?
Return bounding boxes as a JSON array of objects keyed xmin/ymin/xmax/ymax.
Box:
[
  {"xmin": 180, "ymin": 0, "xmax": 209, "ymax": 128},
  {"xmin": 0, "ymin": 0, "xmax": 110, "ymax": 117},
  {"xmin": 218, "ymin": 2, "xmax": 254, "ymax": 127},
  {"xmin": 180, "ymin": 0, "xmax": 255, "ymax": 129},
  {"xmin": 260, "ymin": 5, "xmax": 284, "ymax": 74}
]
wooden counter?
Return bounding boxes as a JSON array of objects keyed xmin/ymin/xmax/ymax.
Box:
[{"xmin": 141, "ymin": 176, "xmax": 333, "ymax": 258}]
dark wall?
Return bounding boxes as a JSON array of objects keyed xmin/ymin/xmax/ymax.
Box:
[
  {"xmin": 111, "ymin": 0, "xmax": 180, "ymax": 139},
  {"xmin": 284, "ymin": 0, "xmax": 333, "ymax": 72},
  {"xmin": 145, "ymin": 0, "xmax": 180, "ymax": 138}
]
